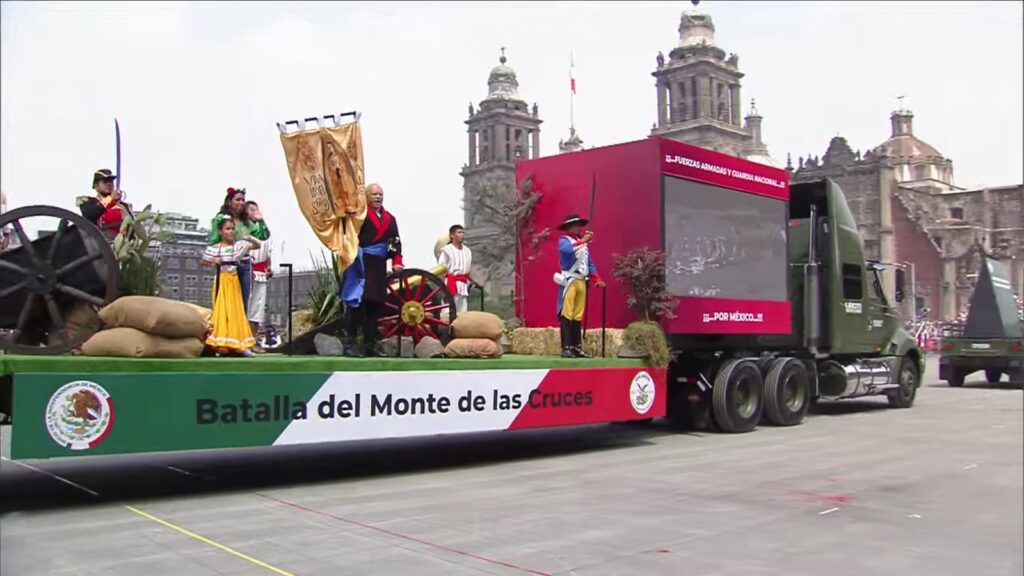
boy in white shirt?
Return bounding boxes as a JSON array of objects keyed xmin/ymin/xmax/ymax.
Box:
[{"xmin": 438, "ymin": 224, "xmax": 474, "ymax": 313}]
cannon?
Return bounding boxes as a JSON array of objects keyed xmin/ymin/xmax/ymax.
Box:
[{"xmin": 0, "ymin": 205, "xmax": 119, "ymax": 355}]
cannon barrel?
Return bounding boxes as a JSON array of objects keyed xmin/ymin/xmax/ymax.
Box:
[{"xmin": 389, "ymin": 264, "xmax": 448, "ymax": 291}]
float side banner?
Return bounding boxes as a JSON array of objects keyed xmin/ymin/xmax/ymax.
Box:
[
  {"xmin": 11, "ymin": 368, "xmax": 666, "ymax": 460},
  {"xmin": 279, "ymin": 120, "xmax": 366, "ymax": 268}
]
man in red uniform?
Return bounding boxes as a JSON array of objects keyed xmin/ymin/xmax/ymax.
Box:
[{"xmin": 78, "ymin": 169, "xmax": 131, "ymax": 242}]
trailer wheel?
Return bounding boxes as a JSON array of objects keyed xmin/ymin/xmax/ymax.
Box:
[
  {"xmin": 887, "ymin": 356, "xmax": 919, "ymax": 409},
  {"xmin": 763, "ymin": 358, "xmax": 810, "ymax": 427},
  {"xmin": 985, "ymin": 369, "xmax": 1002, "ymax": 384},
  {"xmin": 712, "ymin": 359, "xmax": 763, "ymax": 433}
]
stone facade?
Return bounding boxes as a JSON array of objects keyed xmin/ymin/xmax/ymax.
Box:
[
  {"xmin": 650, "ymin": 9, "xmax": 774, "ymax": 166},
  {"xmin": 791, "ymin": 111, "xmax": 1024, "ymax": 322}
]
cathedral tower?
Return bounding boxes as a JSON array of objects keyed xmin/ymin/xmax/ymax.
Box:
[{"xmin": 651, "ymin": 7, "xmax": 774, "ymax": 164}]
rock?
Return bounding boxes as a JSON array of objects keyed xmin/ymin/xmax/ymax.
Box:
[
  {"xmin": 499, "ymin": 333, "xmax": 512, "ymax": 354},
  {"xmin": 379, "ymin": 336, "xmax": 415, "ymax": 358},
  {"xmin": 414, "ymin": 337, "xmax": 446, "ymax": 358},
  {"xmin": 617, "ymin": 345, "xmax": 646, "ymax": 358},
  {"xmin": 314, "ymin": 333, "xmax": 346, "ymax": 356}
]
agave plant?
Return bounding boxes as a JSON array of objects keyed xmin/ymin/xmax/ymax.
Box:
[
  {"xmin": 113, "ymin": 205, "xmax": 172, "ymax": 297},
  {"xmin": 306, "ymin": 250, "xmax": 345, "ymax": 327}
]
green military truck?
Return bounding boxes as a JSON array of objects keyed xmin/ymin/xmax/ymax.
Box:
[
  {"xmin": 939, "ymin": 256, "xmax": 1024, "ymax": 386},
  {"xmin": 664, "ymin": 177, "xmax": 924, "ymax": 432}
]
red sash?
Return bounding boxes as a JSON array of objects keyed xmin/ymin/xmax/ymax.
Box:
[{"xmin": 446, "ymin": 274, "xmax": 470, "ymax": 295}]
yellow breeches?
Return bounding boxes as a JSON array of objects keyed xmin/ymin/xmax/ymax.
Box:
[{"xmin": 560, "ymin": 279, "xmax": 586, "ymax": 322}]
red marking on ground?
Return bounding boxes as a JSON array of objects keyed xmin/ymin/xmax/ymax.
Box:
[
  {"xmin": 799, "ymin": 491, "xmax": 853, "ymax": 505},
  {"xmin": 656, "ymin": 548, "xmax": 671, "ymax": 554},
  {"xmin": 259, "ymin": 494, "xmax": 551, "ymax": 576}
]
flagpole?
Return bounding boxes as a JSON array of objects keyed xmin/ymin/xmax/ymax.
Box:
[{"xmin": 570, "ymin": 52, "xmax": 575, "ymax": 131}]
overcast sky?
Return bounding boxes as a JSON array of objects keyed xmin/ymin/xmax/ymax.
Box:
[{"xmin": 2, "ymin": 1, "xmax": 1021, "ymax": 270}]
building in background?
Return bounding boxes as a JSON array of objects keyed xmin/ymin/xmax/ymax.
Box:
[
  {"xmin": 650, "ymin": 9, "xmax": 774, "ymax": 166},
  {"xmin": 460, "ymin": 50, "xmax": 543, "ymax": 300},
  {"xmin": 149, "ymin": 212, "xmax": 216, "ymax": 307},
  {"xmin": 790, "ymin": 108, "xmax": 1023, "ymax": 321}
]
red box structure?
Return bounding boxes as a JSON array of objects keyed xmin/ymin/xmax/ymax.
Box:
[{"xmin": 515, "ymin": 136, "xmax": 793, "ymax": 335}]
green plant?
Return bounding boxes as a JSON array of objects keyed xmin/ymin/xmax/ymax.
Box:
[
  {"xmin": 114, "ymin": 205, "xmax": 171, "ymax": 296},
  {"xmin": 623, "ymin": 321, "xmax": 671, "ymax": 368},
  {"xmin": 306, "ymin": 250, "xmax": 344, "ymax": 327},
  {"xmin": 612, "ymin": 247, "xmax": 677, "ymax": 321}
]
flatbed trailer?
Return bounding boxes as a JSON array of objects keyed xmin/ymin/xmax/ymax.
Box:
[{"xmin": 0, "ymin": 354, "xmax": 664, "ymax": 461}]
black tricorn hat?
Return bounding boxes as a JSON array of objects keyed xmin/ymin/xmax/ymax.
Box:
[{"xmin": 558, "ymin": 213, "xmax": 589, "ymax": 231}]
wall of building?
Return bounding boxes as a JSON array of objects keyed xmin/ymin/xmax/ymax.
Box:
[{"xmin": 891, "ymin": 194, "xmax": 942, "ymax": 317}]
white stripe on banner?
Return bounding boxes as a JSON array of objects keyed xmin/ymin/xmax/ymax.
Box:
[{"xmin": 273, "ymin": 370, "xmax": 548, "ymax": 445}]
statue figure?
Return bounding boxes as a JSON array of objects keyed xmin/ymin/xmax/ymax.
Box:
[
  {"xmin": 532, "ymin": 102, "xmax": 538, "ymax": 116},
  {"xmin": 656, "ymin": 51, "xmax": 665, "ymax": 67},
  {"xmin": 468, "ymin": 102, "xmax": 474, "ymax": 116}
]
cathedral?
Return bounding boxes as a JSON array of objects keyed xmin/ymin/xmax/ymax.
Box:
[
  {"xmin": 791, "ymin": 108, "xmax": 1023, "ymax": 322},
  {"xmin": 460, "ymin": 6, "xmax": 1022, "ymax": 321}
]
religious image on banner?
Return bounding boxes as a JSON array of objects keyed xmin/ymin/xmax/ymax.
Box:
[{"xmin": 279, "ymin": 120, "xmax": 367, "ymax": 270}]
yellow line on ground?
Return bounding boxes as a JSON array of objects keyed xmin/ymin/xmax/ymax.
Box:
[{"xmin": 123, "ymin": 505, "xmax": 294, "ymax": 576}]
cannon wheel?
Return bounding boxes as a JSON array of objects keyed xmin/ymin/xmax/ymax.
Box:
[
  {"xmin": 378, "ymin": 267, "xmax": 457, "ymax": 352},
  {"xmin": 0, "ymin": 205, "xmax": 119, "ymax": 355}
]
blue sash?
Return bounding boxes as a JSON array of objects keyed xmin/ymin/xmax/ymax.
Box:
[{"xmin": 341, "ymin": 241, "xmax": 389, "ymax": 309}]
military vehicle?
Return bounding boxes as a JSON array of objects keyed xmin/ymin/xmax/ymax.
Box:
[
  {"xmin": 939, "ymin": 256, "xmax": 1024, "ymax": 386},
  {"xmin": 517, "ymin": 137, "xmax": 923, "ymax": 432}
]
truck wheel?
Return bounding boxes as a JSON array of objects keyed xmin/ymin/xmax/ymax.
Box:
[
  {"xmin": 985, "ymin": 369, "xmax": 1002, "ymax": 384},
  {"xmin": 887, "ymin": 356, "xmax": 919, "ymax": 409},
  {"xmin": 712, "ymin": 359, "xmax": 764, "ymax": 433},
  {"xmin": 948, "ymin": 368, "xmax": 965, "ymax": 387},
  {"xmin": 763, "ymin": 358, "xmax": 810, "ymax": 426}
]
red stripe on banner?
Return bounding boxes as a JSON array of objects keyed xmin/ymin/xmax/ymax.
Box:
[
  {"xmin": 89, "ymin": 398, "xmax": 115, "ymax": 448},
  {"xmin": 507, "ymin": 367, "xmax": 666, "ymax": 431}
]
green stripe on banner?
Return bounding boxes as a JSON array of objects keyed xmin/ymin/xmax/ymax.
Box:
[{"xmin": 11, "ymin": 373, "xmax": 329, "ymax": 460}]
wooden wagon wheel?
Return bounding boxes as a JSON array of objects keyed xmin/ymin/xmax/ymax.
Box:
[
  {"xmin": 378, "ymin": 267, "xmax": 457, "ymax": 353},
  {"xmin": 0, "ymin": 205, "xmax": 119, "ymax": 355}
]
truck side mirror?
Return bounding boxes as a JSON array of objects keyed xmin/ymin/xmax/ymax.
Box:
[{"xmin": 895, "ymin": 269, "xmax": 906, "ymax": 303}]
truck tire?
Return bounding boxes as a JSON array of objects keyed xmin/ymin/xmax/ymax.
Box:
[
  {"xmin": 985, "ymin": 369, "xmax": 1002, "ymax": 384},
  {"xmin": 712, "ymin": 359, "xmax": 764, "ymax": 433},
  {"xmin": 763, "ymin": 358, "xmax": 810, "ymax": 427},
  {"xmin": 887, "ymin": 356, "xmax": 919, "ymax": 409},
  {"xmin": 948, "ymin": 368, "xmax": 965, "ymax": 387}
]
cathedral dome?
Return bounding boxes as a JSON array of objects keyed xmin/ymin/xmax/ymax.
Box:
[
  {"xmin": 872, "ymin": 110, "xmax": 944, "ymax": 160},
  {"xmin": 486, "ymin": 51, "xmax": 525, "ymax": 102}
]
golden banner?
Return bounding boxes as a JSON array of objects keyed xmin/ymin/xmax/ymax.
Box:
[{"xmin": 279, "ymin": 120, "xmax": 367, "ymax": 270}]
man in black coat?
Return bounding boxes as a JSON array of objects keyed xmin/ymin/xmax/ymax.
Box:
[{"xmin": 341, "ymin": 183, "xmax": 403, "ymax": 357}]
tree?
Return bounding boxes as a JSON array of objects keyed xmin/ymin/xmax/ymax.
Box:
[
  {"xmin": 612, "ymin": 247, "xmax": 678, "ymax": 321},
  {"xmin": 469, "ymin": 172, "xmax": 549, "ymax": 318}
]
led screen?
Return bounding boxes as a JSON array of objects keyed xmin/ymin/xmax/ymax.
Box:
[{"xmin": 663, "ymin": 176, "xmax": 788, "ymax": 301}]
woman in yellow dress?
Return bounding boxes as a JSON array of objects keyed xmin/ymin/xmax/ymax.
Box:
[{"xmin": 203, "ymin": 219, "xmax": 261, "ymax": 356}]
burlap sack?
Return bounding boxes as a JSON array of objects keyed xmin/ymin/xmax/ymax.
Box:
[
  {"xmin": 445, "ymin": 338, "xmax": 503, "ymax": 359},
  {"xmin": 181, "ymin": 302, "xmax": 213, "ymax": 324},
  {"xmin": 98, "ymin": 296, "xmax": 207, "ymax": 339},
  {"xmin": 279, "ymin": 120, "xmax": 366, "ymax": 270},
  {"xmin": 451, "ymin": 311, "xmax": 504, "ymax": 340},
  {"xmin": 81, "ymin": 327, "xmax": 204, "ymax": 358}
]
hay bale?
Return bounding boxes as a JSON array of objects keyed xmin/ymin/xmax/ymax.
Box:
[
  {"xmin": 510, "ymin": 327, "xmax": 560, "ymax": 356},
  {"xmin": 582, "ymin": 328, "xmax": 625, "ymax": 358},
  {"xmin": 99, "ymin": 296, "xmax": 207, "ymax": 339},
  {"xmin": 622, "ymin": 321, "xmax": 670, "ymax": 367},
  {"xmin": 445, "ymin": 338, "xmax": 503, "ymax": 359},
  {"xmin": 451, "ymin": 311, "xmax": 504, "ymax": 340}
]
